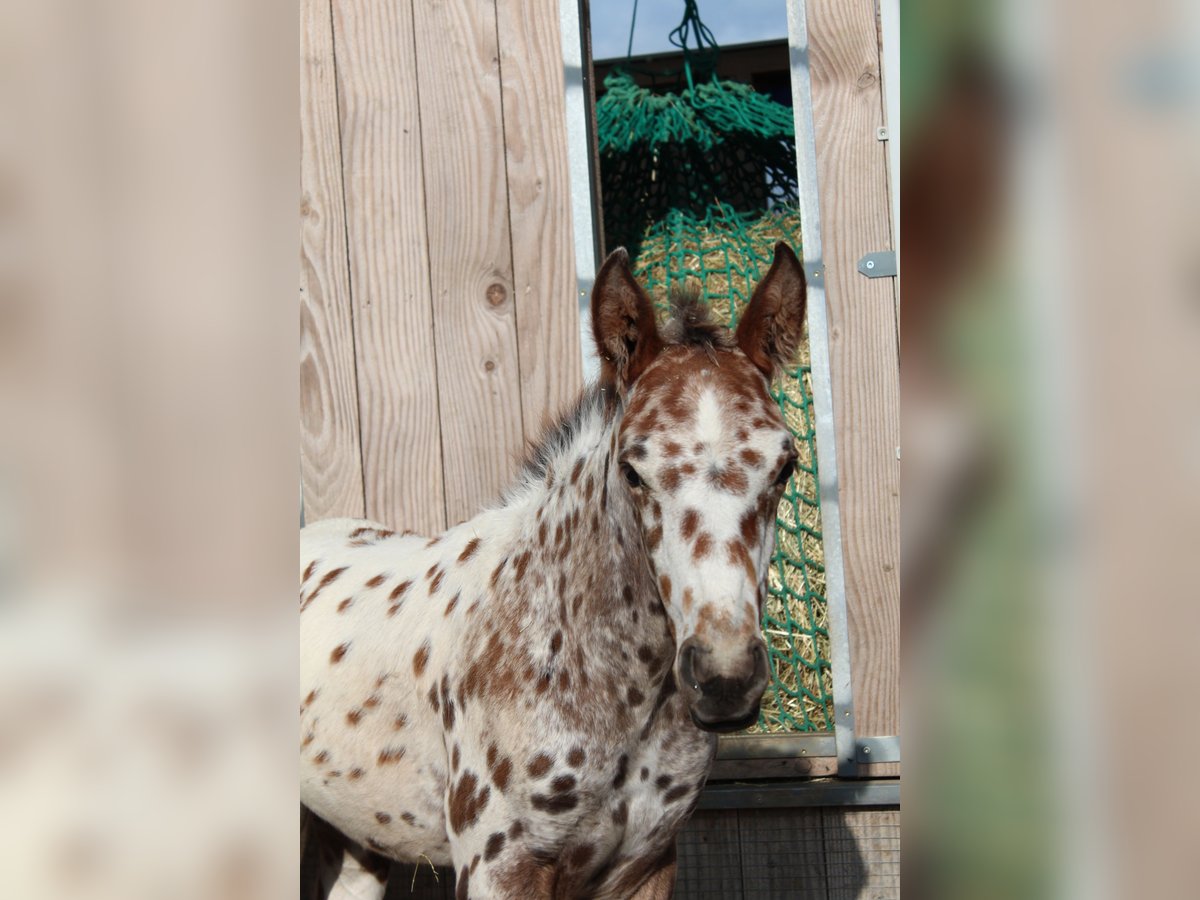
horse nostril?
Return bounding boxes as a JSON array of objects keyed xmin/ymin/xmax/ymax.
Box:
[
  {"xmin": 678, "ymin": 639, "xmax": 702, "ymax": 692},
  {"xmin": 749, "ymin": 642, "xmax": 770, "ymax": 691}
]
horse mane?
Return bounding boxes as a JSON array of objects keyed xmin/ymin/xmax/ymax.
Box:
[{"xmin": 516, "ymin": 383, "xmax": 616, "ymax": 491}]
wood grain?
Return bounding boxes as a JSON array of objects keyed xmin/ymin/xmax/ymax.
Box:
[
  {"xmin": 495, "ymin": 0, "xmax": 583, "ymax": 439},
  {"xmin": 332, "ymin": 0, "xmax": 447, "ymax": 535},
  {"xmin": 823, "ymin": 807, "xmax": 900, "ymax": 899},
  {"xmin": 300, "ymin": 0, "xmax": 365, "ymax": 523},
  {"xmin": 411, "ymin": 0, "xmax": 526, "ymax": 525},
  {"xmin": 707, "ymin": 755, "xmax": 838, "ymax": 781},
  {"xmin": 806, "ymin": 0, "xmax": 900, "ymax": 772}
]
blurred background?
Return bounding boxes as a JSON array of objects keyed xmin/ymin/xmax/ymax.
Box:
[
  {"xmin": 903, "ymin": 0, "xmax": 1199, "ymax": 898},
  {"xmin": 0, "ymin": 0, "xmax": 1195, "ymax": 897}
]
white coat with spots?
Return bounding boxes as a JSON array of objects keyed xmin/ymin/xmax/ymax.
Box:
[{"xmin": 300, "ymin": 245, "xmax": 808, "ymax": 899}]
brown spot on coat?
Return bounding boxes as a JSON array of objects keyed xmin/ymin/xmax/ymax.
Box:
[
  {"xmin": 389, "ymin": 580, "xmax": 412, "ymax": 602},
  {"xmin": 330, "ymin": 643, "xmax": 349, "ymax": 663},
  {"xmin": 513, "ymin": 551, "xmax": 531, "ymax": 583},
  {"xmin": 660, "ymin": 467, "xmax": 681, "ymax": 492},
  {"xmin": 526, "ymin": 754, "xmax": 553, "ymax": 778},
  {"xmin": 681, "ymin": 508, "xmax": 700, "ymax": 540},
  {"xmin": 346, "ymin": 709, "xmax": 363, "ymax": 726},
  {"xmin": 612, "ymin": 754, "xmax": 629, "ymax": 788},
  {"xmin": 492, "ymin": 758, "xmax": 512, "ymax": 791},
  {"xmin": 567, "ymin": 746, "xmax": 586, "ymax": 767},
  {"xmin": 413, "ymin": 642, "xmax": 431, "ymax": 677},
  {"xmin": 458, "ymin": 537, "xmax": 481, "ymax": 563},
  {"xmin": 448, "ymin": 771, "xmax": 490, "ymax": 834},
  {"xmin": 530, "ymin": 792, "xmax": 578, "ymax": 814},
  {"xmin": 393, "ymin": 714, "xmax": 407, "ymax": 730},
  {"xmin": 313, "ymin": 750, "xmax": 329, "ymax": 764},
  {"xmin": 665, "ymin": 784, "xmax": 691, "ymax": 803},
  {"xmin": 365, "ymin": 573, "xmax": 387, "ymax": 588},
  {"xmin": 551, "ymin": 774, "xmax": 577, "ymax": 793},
  {"xmin": 739, "ymin": 509, "xmax": 759, "ymax": 548},
  {"xmin": 612, "ymin": 801, "xmax": 629, "ymax": 825},
  {"xmin": 567, "ymin": 844, "xmax": 595, "ymax": 869},
  {"xmin": 740, "ymin": 448, "xmax": 764, "ymax": 468},
  {"xmin": 658, "ymin": 575, "xmax": 672, "ymax": 601},
  {"xmin": 484, "ymin": 832, "xmax": 506, "ymax": 861},
  {"xmin": 375, "ymin": 812, "xmax": 391, "ymax": 824},
  {"xmin": 377, "ymin": 747, "xmax": 405, "ymax": 765},
  {"xmin": 429, "ymin": 569, "xmax": 444, "ymax": 594},
  {"xmin": 441, "ymin": 674, "xmax": 456, "ymax": 729},
  {"xmin": 444, "ymin": 593, "xmax": 460, "ymax": 616},
  {"xmin": 301, "ymin": 560, "xmax": 318, "ymax": 585},
  {"xmin": 711, "ymin": 466, "xmax": 749, "ymax": 493},
  {"xmin": 646, "ymin": 524, "xmax": 663, "ymax": 551},
  {"xmin": 348, "ymin": 768, "xmax": 364, "ymax": 780},
  {"xmin": 692, "ymin": 532, "xmax": 713, "ymax": 561},
  {"xmin": 727, "ymin": 539, "xmax": 756, "ymax": 584},
  {"xmin": 336, "ymin": 597, "xmax": 353, "ymax": 613}
]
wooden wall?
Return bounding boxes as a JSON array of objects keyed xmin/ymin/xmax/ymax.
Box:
[
  {"xmin": 807, "ymin": 0, "xmax": 901, "ymax": 775},
  {"xmin": 301, "ymin": 0, "xmax": 582, "ymax": 534}
]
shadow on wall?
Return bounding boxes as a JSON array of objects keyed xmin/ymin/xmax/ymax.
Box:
[{"xmin": 303, "ymin": 804, "xmax": 893, "ymax": 899}]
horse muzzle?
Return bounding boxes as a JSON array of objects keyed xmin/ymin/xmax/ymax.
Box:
[{"xmin": 677, "ymin": 636, "xmax": 770, "ymax": 733}]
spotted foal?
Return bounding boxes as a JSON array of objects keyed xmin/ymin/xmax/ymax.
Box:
[{"xmin": 300, "ymin": 243, "xmax": 807, "ymax": 899}]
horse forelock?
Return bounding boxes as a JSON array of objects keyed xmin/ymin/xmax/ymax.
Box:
[{"xmin": 658, "ymin": 287, "xmax": 735, "ymax": 354}]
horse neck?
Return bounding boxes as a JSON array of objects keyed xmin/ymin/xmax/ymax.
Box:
[{"xmin": 506, "ymin": 389, "xmax": 673, "ymax": 664}]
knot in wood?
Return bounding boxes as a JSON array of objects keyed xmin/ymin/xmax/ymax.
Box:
[{"xmin": 486, "ymin": 283, "xmax": 508, "ymax": 307}]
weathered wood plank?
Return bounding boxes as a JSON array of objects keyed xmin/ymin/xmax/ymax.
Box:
[
  {"xmin": 823, "ymin": 807, "xmax": 900, "ymax": 899},
  {"xmin": 675, "ymin": 809, "xmax": 744, "ymax": 900},
  {"xmin": 300, "ymin": 0, "xmax": 364, "ymax": 523},
  {"xmin": 411, "ymin": 0, "xmax": 526, "ymax": 525},
  {"xmin": 332, "ymin": 0, "xmax": 447, "ymax": 535},
  {"xmin": 707, "ymin": 755, "xmax": 838, "ymax": 781},
  {"xmin": 495, "ymin": 0, "xmax": 583, "ymax": 438},
  {"xmin": 737, "ymin": 807, "xmax": 828, "ymax": 900},
  {"xmin": 806, "ymin": 0, "xmax": 900, "ymax": 773}
]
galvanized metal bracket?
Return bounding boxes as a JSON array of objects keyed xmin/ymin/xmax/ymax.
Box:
[
  {"xmin": 854, "ymin": 735, "xmax": 901, "ymax": 764},
  {"xmin": 857, "ymin": 251, "xmax": 897, "ymax": 278}
]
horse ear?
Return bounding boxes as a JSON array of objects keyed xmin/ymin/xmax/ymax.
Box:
[
  {"xmin": 736, "ymin": 243, "xmax": 807, "ymax": 379},
  {"xmin": 591, "ymin": 248, "xmax": 664, "ymax": 389}
]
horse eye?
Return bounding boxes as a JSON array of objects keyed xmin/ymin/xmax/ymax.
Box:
[
  {"xmin": 775, "ymin": 458, "xmax": 796, "ymax": 486},
  {"xmin": 621, "ymin": 463, "xmax": 643, "ymax": 489}
]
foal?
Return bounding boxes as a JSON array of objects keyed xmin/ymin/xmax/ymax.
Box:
[{"xmin": 300, "ymin": 243, "xmax": 807, "ymax": 899}]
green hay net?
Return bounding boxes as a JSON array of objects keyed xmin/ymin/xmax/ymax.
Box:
[{"xmin": 597, "ymin": 2, "xmax": 833, "ymax": 733}]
